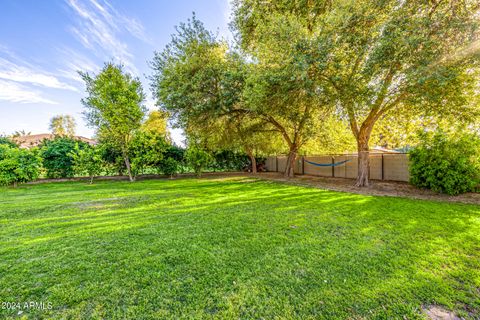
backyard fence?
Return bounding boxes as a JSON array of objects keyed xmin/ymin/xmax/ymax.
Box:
[{"xmin": 265, "ymin": 153, "xmax": 410, "ymax": 182}]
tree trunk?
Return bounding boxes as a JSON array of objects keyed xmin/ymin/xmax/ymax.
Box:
[
  {"xmin": 123, "ymin": 153, "xmax": 134, "ymax": 182},
  {"xmin": 90, "ymin": 175, "xmax": 94, "ymax": 184},
  {"xmin": 355, "ymin": 136, "xmax": 370, "ymax": 187},
  {"xmin": 13, "ymin": 181, "xmax": 17, "ymax": 188},
  {"xmin": 247, "ymin": 151, "xmax": 257, "ymax": 174},
  {"xmin": 284, "ymin": 146, "xmax": 297, "ymax": 178}
]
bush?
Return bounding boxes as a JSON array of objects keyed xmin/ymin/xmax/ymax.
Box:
[
  {"xmin": 0, "ymin": 136, "xmax": 18, "ymax": 148},
  {"xmin": 184, "ymin": 145, "xmax": 212, "ymax": 177},
  {"xmin": 211, "ymin": 150, "xmax": 251, "ymax": 171},
  {"xmin": 0, "ymin": 145, "xmax": 42, "ymax": 187},
  {"xmin": 130, "ymin": 131, "xmax": 169, "ymax": 176},
  {"xmin": 40, "ymin": 137, "xmax": 89, "ymax": 178},
  {"xmin": 71, "ymin": 146, "xmax": 105, "ymax": 184},
  {"xmin": 97, "ymin": 140, "xmax": 126, "ymax": 176},
  {"xmin": 409, "ymin": 130, "xmax": 480, "ymax": 195},
  {"xmin": 161, "ymin": 157, "xmax": 178, "ymax": 177}
]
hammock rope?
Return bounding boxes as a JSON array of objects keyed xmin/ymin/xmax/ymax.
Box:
[{"xmin": 304, "ymin": 159, "xmax": 351, "ymax": 167}]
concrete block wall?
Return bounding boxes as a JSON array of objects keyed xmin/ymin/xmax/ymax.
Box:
[
  {"xmin": 277, "ymin": 156, "xmax": 287, "ymax": 173},
  {"xmin": 265, "ymin": 157, "xmax": 277, "ymax": 172},
  {"xmin": 304, "ymin": 156, "xmax": 334, "ymax": 177},
  {"xmin": 265, "ymin": 153, "xmax": 410, "ymax": 182},
  {"xmin": 383, "ymin": 154, "xmax": 409, "ymax": 182}
]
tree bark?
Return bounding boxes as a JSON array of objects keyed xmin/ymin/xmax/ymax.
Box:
[
  {"xmin": 355, "ymin": 131, "xmax": 371, "ymax": 187},
  {"xmin": 247, "ymin": 150, "xmax": 257, "ymax": 174},
  {"xmin": 123, "ymin": 153, "xmax": 134, "ymax": 182},
  {"xmin": 13, "ymin": 181, "xmax": 17, "ymax": 188},
  {"xmin": 90, "ymin": 175, "xmax": 94, "ymax": 184},
  {"xmin": 284, "ymin": 146, "xmax": 297, "ymax": 178}
]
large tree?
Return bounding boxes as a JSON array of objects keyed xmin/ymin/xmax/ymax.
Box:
[
  {"xmin": 49, "ymin": 115, "xmax": 76, "ymax": 136},
  {"xmin": 233, "ymin": 0, "xmax": 480, "ymax": 186},
  {"xmin": 242, "ymin": 35, "xmax": 331, "ymax": 176},
  {"xmin": 142, "ymin": 110, "xmax": 171, "ymax": 141},
  {"xmin": 150, "ymin": 16, "xmax": 270, "ymax": 174},
  {"xmin": 80, "ymin": 63, "xmax": 146, "ymax": 182},
  {"xmin": 151, "ymin": 15, "xmax": 329, "ymax": 177}
]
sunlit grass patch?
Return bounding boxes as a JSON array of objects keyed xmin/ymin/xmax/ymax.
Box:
[{"xmin": 0, "ymin": 177, "xmax": 479, "ymax": 319}]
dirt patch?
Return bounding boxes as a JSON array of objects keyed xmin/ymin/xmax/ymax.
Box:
[
  {"xmin": 72, "ymin": 197, "xmax": 122, "ymax": 210},
  {"xmin": 257, "ymin": 172, "xmax": 480, "ymax": 205},
  {"xmin": 423, "ymin": 306, "xmax": 460, "ymax": 320}
]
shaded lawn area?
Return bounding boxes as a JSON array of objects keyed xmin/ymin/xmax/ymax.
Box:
[{"xmin": 0, "ymin": 177, "xmax": 479, "ymax": 319}]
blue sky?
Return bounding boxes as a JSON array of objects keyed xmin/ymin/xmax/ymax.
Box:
[{"xmin": 0, "ymin": 0, "xmax": 232, "ymax": 145}]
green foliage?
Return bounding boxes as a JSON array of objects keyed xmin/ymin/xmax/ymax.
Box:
[
  {"xmin": 49, "ymin": 114, "xmax": 76, "ymax": 136},
  {"xmin": 150, "ymin": 14, "xmax": 226, "ymax": 128},
  {"xmin": 211, "ymin": 150, "xmax": 251, "ymax": 171},
  {"xmin": 71, "ymin": 146, "xmax": 105, "ymax": 184},
  {"xmin": 164, "ymin": 144, "xmax": 185, "ymax": 163},
  {"xmin": 409, "ymin": 130, "xmax": 480, "ymax": 195},
  {"xmin": 150, "ymin": 14, "xmax": 324, "ymax": 177},
  {"xmin": 184, "ymin": 145, "xmax": 212, "ymax": 177},
  {"xmin": 130, "ymin": 131, "xmax": 169, "ymax": 175},
  {"xmin": 80, "ymin": 62, "xmax": 146, "ymax": 181},
  {"xmin": 11, "ymin": 130, "xmax": 31, "ymax": 138},
  {"xmin": 0, "ymin": 145, "xmax": 41, "ymax": 186},
  {"xmin": 233, "ymin": 0, "xmax": 480, "ymax": 183},
  {"xmin": 160, "ymin": 157, "xmax": 178, "ymax": 177},
  {"xmin": 40, "ymin": 137, "xmax": 88, "ymax": 178},
  {"xmin": 0, "ymin": 136, "xmax": 18, "ymax": 148},
  {"xmin": 97, "ymin": 140, "xmax": 126, "ymax": 176},
  {"xmin": 142, "ymin": 110, "xmax": 170, "ymax": 141}
]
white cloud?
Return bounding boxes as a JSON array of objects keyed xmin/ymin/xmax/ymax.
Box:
[
  {"xmin": 56, "ymin": 47, "xmax": 100, "ymax": 83},
  {"xmin": 0, "ymin": 57, "xmax": 78, "ymax": 91},
  {"xmin": 65, "ymin": 0, "xmax": 152, "ymax": 74},
  {"xmin": 0, "ymin": 79, "xmax": 58, "ymax": 104}
]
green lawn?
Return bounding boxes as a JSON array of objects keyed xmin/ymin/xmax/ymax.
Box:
[{"xmin": 0, "ymin": 177, "xmax": 479, "ymax": 319}]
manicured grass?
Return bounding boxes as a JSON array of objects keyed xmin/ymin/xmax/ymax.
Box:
[{"xmin": 0, "ymin": 177, "xmax": 479, "ymax": 319}]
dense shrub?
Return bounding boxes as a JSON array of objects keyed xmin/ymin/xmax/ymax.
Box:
[
  {"xmin": 71, "ymin": 146, "xmax": 105, "ymax": 184},
  {"xmin": 185, "ymin": 145, "xmax": 212, "ymax": 177},
  {"xmin": 98, "ymin": 140, "xmax": 126, "ymax": 175},
  {"xmin": 40, "ymin": 137, "xmax": 89, "ymax": 178},
  {"xmin": 0, "ymin": 136, "xmax": 18, "ymax": 148},
  {"xmin": 409, "ymin": 130, "xmax": 480, "ymax": 195},
  {"xmin": 211, "ymin": 150, "xmax": 251, "ymax": 171},
  {"xmin": 130, "ymin": 131, "xmax": 169, "ymax": 175},
  {"xmin": 164, "ymin": 144, "xmax": 185, "ymax": 162},
  {"xmin": 0, "ymin": 145, "xmax": 42, "ymax": 187},
  {"xmin": 161, "ymin": 157, "xmax": 178, "ymax": 177}
]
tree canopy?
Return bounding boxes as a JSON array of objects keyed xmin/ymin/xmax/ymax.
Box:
[
  {"xmin": 232, "ymin": 0, "xmax": 480, "ymax": 185},
  {"xmin": 80, "ymin": 63, "xmax": 147, "ymax": 182},
  {"xmin": 49, "ymin": 115, "xmax": 76, "ymax": 137}
]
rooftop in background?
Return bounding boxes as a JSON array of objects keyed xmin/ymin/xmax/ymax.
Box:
[{"xmin": 13, "ymin": 134, "xmax": 96, "ymax": 149}]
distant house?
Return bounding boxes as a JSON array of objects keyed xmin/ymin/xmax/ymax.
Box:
[
  {"xmin": 13, "ymin": 134, "xmax": 97, "ymax": 149},
  {"xmin": 340, "ymin": 146, "xmax": 403, "ymax": 155},
  {"xmin": 370, "ymin": 146, "xmax": 402, "ymax": 154}
]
